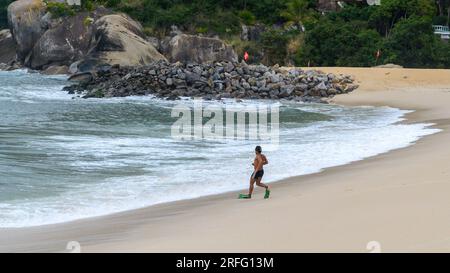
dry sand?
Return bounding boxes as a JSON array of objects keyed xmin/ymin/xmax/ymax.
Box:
[{"xmin": 1, "ymin": 67, "xmax": 450, "ymax": 253}]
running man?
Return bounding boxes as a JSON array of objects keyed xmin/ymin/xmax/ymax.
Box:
[{"xmin": 239, "ymin": 146, "xmax": 270, "ymax": 199}]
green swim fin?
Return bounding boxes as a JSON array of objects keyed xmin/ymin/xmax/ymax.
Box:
[
  {"xmin": 238, "ymin": 194, "xmax": 251, "ymax": 199},
  {"xmin": 264, "ymin": 189, "xmax": 271, "ymax": 199}
]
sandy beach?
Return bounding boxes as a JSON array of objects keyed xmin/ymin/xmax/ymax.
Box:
[{"xmin": 1, "ymin": 67, "xmax": 450, "ymax": 253}]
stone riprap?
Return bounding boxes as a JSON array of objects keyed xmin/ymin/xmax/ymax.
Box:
[{"xmin": 65, "ymin": 61, "xmax": 359, "ymax": 102}]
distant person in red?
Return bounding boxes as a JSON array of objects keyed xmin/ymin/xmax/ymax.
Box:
[{"xmin": 244, "ymin": 51, "xmax": 249, "ymax": 62}]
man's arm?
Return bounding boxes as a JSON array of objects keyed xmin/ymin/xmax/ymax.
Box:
[{"xmin": 262, "ymin": 155, "xmax": 268, "ymax": 165}]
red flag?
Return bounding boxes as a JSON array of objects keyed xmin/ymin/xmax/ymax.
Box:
[{"xmin": 244, "ymin": 51, "xmax": 249, "ymax": 62}]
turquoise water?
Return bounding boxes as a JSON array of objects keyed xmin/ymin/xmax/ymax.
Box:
[{"xmin": 0, "ymin": 70, "xmax": 439, "ymax": 227}]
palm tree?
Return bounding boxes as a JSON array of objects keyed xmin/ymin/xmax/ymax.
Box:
[{"xmin": 435, "ymin": 0, "xmax": 450, "ymax": 26}]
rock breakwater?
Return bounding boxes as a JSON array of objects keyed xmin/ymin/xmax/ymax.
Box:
[{"xmin": 65, "ymin": 61, "xmax": 359, "ymax": 102}]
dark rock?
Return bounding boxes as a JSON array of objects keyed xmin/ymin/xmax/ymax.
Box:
[
  {"xmin": 68, "ymin": 72, "xmax": 93, "ymax": 83},
  {"xmin": 7, "ymin": 0, "xmax": 47, "ymax": 62},
  {"xmin": 0, "ymin": 30, "xmax": 16, "ymax": 64},
  {"xmin": 315, "ymin": 81, "xmax": 328, "ymax": 91},
  {"xmin": 9, "ymin": 4, "xmax": 165, "ymax": 72},
  {"xmin": 83, "ymin": 14, "xmax": 167, "ymax": 68},
  {"xmin": 225, "ymin": 62, "xmax": 235, "ymax": 73},
  {"xmin": 279, "ymin": 85, "xmax": 295, "ymax": 98},
  {"xmin": 29, "ymin": 10, "xmax": 108, "ymax": 69},
  {"xmin": 63, "ymin": 61, "xmax": 358, "ymax": 101},
  {"xmin": 164, "ymin": 34, "xmax": 238, "ymax": 64}
]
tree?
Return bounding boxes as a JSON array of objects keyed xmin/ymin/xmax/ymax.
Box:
[
  {"xmin": 436, "ymin": 0, "xmax": 450, "ymax": 26},
  {"xmin": 296, "ymin": 18, "xmax": 383, "ymax": 67},
  {"xmin": 383, "ymin": 15, "xmax": 450, "ymax": 67},
  {"xmin": 281, "ymin": 0, "xmax": 313, "ymax": 28},
  {"xmin": 261, "ymin": 29, "xmax": 291, "ymax": 65},
  {"xmin": 245, "ymin": 0, "xmax": 287, "ymax": 24},
  {"xmin": 369, "ymin": 0, "xmax": 436, "ymax": 37}
]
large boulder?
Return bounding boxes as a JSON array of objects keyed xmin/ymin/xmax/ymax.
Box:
[
  {"xmin": 7, "ymin": 0, "xmax": 47, "ymax": 62},
  {"xmin": 0, "ymin": 29, "xmax": 16, "ymax": 64},
  {"xmin": 29, "ymin": 8, "xmax": 109, "ymax": 69},
  {"xmin": 77, "ymin": 14, "xmax": 166, "ymax": 71},
  {"xmin": 165, "ymin": 34, "xmax": 238, "ymax": 64},
  {"xmin": 7, "ymin": 1, "xmax": 165, "ymax": 73}
]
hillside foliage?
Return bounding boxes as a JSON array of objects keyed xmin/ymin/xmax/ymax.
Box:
[{"xmin": 1, "ymin": 0, "xmax": 450, "ymax": 68}]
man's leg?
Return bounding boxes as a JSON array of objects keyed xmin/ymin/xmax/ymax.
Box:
[
  {"xmin": 256, "ymin": 177, "xmax": 271, "ymax": 199},
  {"xmin": 248, "ymin": 177, "xmax": 256, "ymax": 197},
  {"xmin": 256, "ymin": 177, "xmax": 269, "ymax": 190}
]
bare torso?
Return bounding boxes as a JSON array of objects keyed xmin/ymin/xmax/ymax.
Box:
[{"xmin": 253, "ymin": 154, "xmax": 267, "ymax": 171}]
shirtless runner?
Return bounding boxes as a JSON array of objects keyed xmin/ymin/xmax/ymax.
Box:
[{"xmin": 239, "ymin": 146, "xmax": 270, "ymax": 199}]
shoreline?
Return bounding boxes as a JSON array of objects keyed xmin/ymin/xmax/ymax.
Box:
[
  {"xmin": 0, "ymin": 109, "xmax": 436, "ymax": 228},
  {"xmin": 1, "ymin": 67, "xmax": 450, "ymax": 252},
  {"xmin": 0, "ymin": 105, "xmax": 431, "ymax": 230}
]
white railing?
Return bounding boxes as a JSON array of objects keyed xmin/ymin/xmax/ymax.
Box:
[
  {"xmin": 433, "ymin": 25, "xmax": 450, "ymax": 34},
  {"xmin": 433, "ymin": 25, "xmax": 450, "ymax": 40}
]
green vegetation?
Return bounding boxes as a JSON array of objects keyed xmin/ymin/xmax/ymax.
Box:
[
  {"xmin": 281, "ymin": 0, "xmax": 317, "ymax": 28},
  {"xmin": 297, "ymin": 18, "xmax": 383, "ymax": 67},
  {"xmin": 384, "ymin": 16, "xmax": 450, "ymax": 68},
  {"xmin": 0, "ymin": 0, "xmax": 13, "ymax": 28},
  {"xmin": 1, "ymin": 0, "xmax": 450, "ymax": 68},
  {"xmin": 0, "ymin": 0, "xmax": 104, "ymax": 27},
  {"xmin": 83, "ymin": 16, "xmax": 94, "ymax": 27},
  {"xmin": 102, "ymin": 0, "xmax": 290, "ymax": 36},
  {"xmin": 238, "ymin": 10, "xmax": 256, "ymax": 26},
  {"xmin": 98, "ymin": 0, "xmax": 450, "ymax": 68},
  {"xmin": 298, "ymin": 0, "xmax": 450, "ymax": 68},
  {"xmin": 44, "ymin": 0, "xmax": 105, "ymax": 18},
  {"xmin": 46, "ymin": 1, "xmax": 76, "ymax": 18}
]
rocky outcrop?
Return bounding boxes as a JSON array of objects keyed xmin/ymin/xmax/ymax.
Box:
[
  {"xmin": 7, "ymin": 0, "xmax": 46, "ymax": 62},
  {"xmin": 70, "ymin": 14, "xmax": 167, "ymax": 73},
  {"xmin": 0, "ymin": 29, "xmax": 16, "ymax": 64},
  {"xmin": 29, "ymin": 8, "xmax": 109, "ymax": 69},
  {"xmin": 64, "ymin": 61, "xmax": 358, "ymax": 101},
  {"xmin": 6, "ymin": 1, "xmax": 166, "ymax": 73},
  {"xmin": 164, "ymin": 34, "xmax": 238, "ymax": 64},
  {"xmin": 5, "ymin": 1, "xmax": 240, "ymax": 74}
]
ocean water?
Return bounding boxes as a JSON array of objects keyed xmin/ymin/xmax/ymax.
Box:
[{"xmin": 0, "ymin": 70, "xmax": 440, "ymax": 228}]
